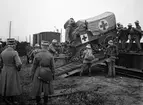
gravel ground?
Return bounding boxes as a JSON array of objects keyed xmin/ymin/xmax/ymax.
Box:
[{"xmin": 1, "ymin": 57, "xmax": 143, "ymax": 105}]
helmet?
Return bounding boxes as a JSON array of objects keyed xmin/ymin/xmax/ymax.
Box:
[
  {"xmin": 38, "ymin": 67, "xmax": 53, "ymax": 82},
  {"xmin": 117, "ymin": 22, "xmax": 121, "ymax": 26},
  {"xmin": 86, "ymin": 44, "xmax": 91, "ymax": 49},
  {"xmin": 108, "ymin": 40, "xmax": 113, "ymax": 45},
  {"xmin": 128, "ymin": 23, "xmax": 132, "ymax": 26},
  {"xmin": 135, "ymin": 20, "xmax": 139, "ymax": 24},
  {"xmin": 52, "ymin": 39, "xmax": 57, "ymax": 43},
  {"xmin": 34, "ymin": 43, "xmax": 40, "ymax": 47}
]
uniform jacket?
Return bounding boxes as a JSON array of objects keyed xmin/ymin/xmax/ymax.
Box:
[
  {"xmin": 105, "ymin": 45, "xmax": 118, "ymax": 57},
  {"xmin": 49, "ymin": 43, "xmax": 57, "ymax": 56},
  {"xmin": 83, "ymin": 49, "xmax": 95, "ymax": 64},
  {"xmin": 30, "ymin": 49, "xmax": 55, "ymax": 97},
  {"xmin": 0, "ymin": 47, "xmax": 22, "ymax": 96},
  {"xmin": 32, "ymin": 48, "xmax": 41, "ymax": 57}
]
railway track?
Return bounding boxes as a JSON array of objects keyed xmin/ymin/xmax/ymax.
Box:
[
  {"xmin": 55, "ymin": 56, "xmax": 143, "ymax": 80},
  {"xmin": 115, "ymin": 65, "xmax": 143, "ymax": 80}
]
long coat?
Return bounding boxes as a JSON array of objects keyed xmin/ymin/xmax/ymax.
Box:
[
  {"xmin": 0, "ymin": 47, "xmax": 22, "ymax": 96},
  {"xmin": 30, "ymin": 49, "xmax": 55, "ymax": 98}
]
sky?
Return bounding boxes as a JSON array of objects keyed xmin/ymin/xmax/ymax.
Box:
[{"xmin": 0, "ymin": 0, "xmax": 143, "ymax": 42}]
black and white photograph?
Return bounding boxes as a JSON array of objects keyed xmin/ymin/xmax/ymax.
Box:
[{"xmin": 0, "ymin": 0, "xmax": 143, "ymax": 105}]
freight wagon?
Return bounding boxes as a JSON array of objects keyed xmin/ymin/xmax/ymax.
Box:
[{"xmin": 33, "ymin": 31, "xmax": 61, "ymax": 46}]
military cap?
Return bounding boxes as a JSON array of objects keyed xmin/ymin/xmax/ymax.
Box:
[
  {"xmin": 128, "ymin": 23, "xmax": 132, "ymax": 26},
  {"xmin": 108, "ymin": 40, "xmax": 113, "ymax": 45},
  {"xmin": 86, "ymin": 44, "xmax": 91, "ymax": 49},
  {"xmin": 135, "ymin": 20, "xmax": 139, "ymax": 24},
  {"xmin": 52, "ymin": 39, "xmax": 57, "ymax": 43},
  {"xmin": 6, "ymin": 38, "xmax": 16, "ymax": 45},
  {"xmin": 41, "ymin": 41, "xmax": 49, "ymax": 46},
  {"xmin": 34, "ymin": 43, "xmax": 40, "ymax": 47}
]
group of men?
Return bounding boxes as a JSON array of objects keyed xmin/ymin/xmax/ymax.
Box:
[
  {"xmin": 0, "ymin": 38, "xmax": 56, "ymax": 105},
  {"xmin": 80, "ymin": 40, "xmax": 118, "ymax": 78},
  {"xmin": 26, "ymin": 39, "xmax": 59, "ymax": 64},
  {"xmin": 117, "ymin": 20, "xmax": 143, "ymax": 52}
]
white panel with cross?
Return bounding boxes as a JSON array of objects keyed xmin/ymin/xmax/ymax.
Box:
[{"xmin": 80, "ymin": 33, "xmax": 89, "ymax": 44}]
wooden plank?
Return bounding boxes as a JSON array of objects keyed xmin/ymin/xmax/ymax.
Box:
[{"xmin": 60, "ymin": 69, "xmax": 81, "ymax": 78}]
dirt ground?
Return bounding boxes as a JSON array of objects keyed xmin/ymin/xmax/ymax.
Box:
[{"xmin": 3, "ymin": 57, "xmax": 143, "ymax": 105}]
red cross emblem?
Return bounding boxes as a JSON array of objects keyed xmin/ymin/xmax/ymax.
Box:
[
  {"xmin": 80, "ymin": 34, "xmax": 89, "ymax": 43},
  {"xmin": 98, "ymin": 19, "xmax": 109, "ymax": 31}
]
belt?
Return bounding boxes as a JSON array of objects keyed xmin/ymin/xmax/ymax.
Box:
[{"xmin": 3, "ymin": 64, "xmax": 15, "ymax": 67}]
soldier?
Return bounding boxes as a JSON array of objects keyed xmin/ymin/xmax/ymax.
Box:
[
  {"xmin": 117, "ymin": 24, "xmax": 128, "ymax": 52},
  {"xmin": 80, "ymin": 44, "xmax": 95, "ymax": 77},
  {"xmin": 0, "ymin": 42, "xmax": 2, "ymax": 54},
  {"xmin": 64, "ymin": 18, "xmax": 77, "ymax": 44},
  {"xmin": 49, "ymin": 39, "xmax": 58, "ymax": 56},
  {"xmin": 30, "ymin": 41, "xmax": 55, "ymax": 105},
  {"xmin": 31, "ymin": 43, "xmax": 41, "ymax": 62},
  {"xmin": 134, "ymin": 20, "xmax": 142, "ymax": 40},
  {"xmin": 105, "ymin": 40, "xmax": 118, "ymax": 77},
  {"xmin": 25, "ymin": 43, "xmax": 32, "ymax": 64},
  {"xmin": 0, "ymin": 38, "xmax": 22, "ymax": 104},
  {"xmin": 127, "ymin": 23, "xmax": 142, "ymax": 52}
]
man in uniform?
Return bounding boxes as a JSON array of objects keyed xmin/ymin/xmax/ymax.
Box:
[
  {"xmin": 117, "ymin": 24, "xmax": 128, "ymax": 52},
  {"xmin": 80, "ymin": 44, "xmax": 95, "ymax": 77},
  {"xmin": 49, "ymin": 39, "xmax": 58, "ymax": 56},
  {"xmin": 127, "ymin": 23, "xmax": 142, "ymax": 52},
  {"xmin": 0, "ymin": 42, "xmax": 3, "ymax": 54},
  {"xmin": 31, "ymin": 43, "xmax": 41, "ymax": 62},
  {"xmin": 134, "ymin": 20, "xmax": 142, "ymax": 41},
  {"xmin": 25, "ymin": 43, "xmax": 32, "ymax": 64},
  {"xmin": 64, "ymin": 18, "xmax": 77, "ymax": 44},
  {"xmin": 30, "ymin": 41, "xmax": 55, "ymax": 105},
  {"xmin": 0, "ymin": 38, "xmax": 22, "ymax": 104},
  {"xmin": 105, "ymin": 40, "xmax": 118, "ymax": 77}
]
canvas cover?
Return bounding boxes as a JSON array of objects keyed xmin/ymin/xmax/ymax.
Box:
[{"xmin": 80, "ymin": 12, "xmax": 116, "ymax": 36}]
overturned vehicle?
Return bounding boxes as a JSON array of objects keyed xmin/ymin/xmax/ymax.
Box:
[{"xmin": 64, "ymin": 12, "xmax": 117, "ymax": 62}]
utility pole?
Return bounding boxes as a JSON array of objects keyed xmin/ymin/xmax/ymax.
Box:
[
  {"xmin": 9, "ymin": 21, "xmax": 12, "ymax": 38},
  {"xmin": 29, "ymin": 35, "xmax": 31, "ymax": 44},
  {"xmin": 25, "ymin": 36, "xmax": 27, "ymax": 42},
  {"xmin": 60, "ymin": 28, "xmax": 62, "ymax": 42}
]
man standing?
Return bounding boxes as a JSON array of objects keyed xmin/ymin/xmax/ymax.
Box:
[
  {"xmin": 31, "ymin": 43, "xmax": 41, "ymax": 62},
  {"xmin": 0, "ymin": 38, "xmax": 22, "ymax": 104},
  {"xmin": 25, "ymin": 43, "xmax": 32, "ymax": 64},
  {"xmin": 134, "ymin": 20, "xmax": 142, "ymax": 41},
  {"xmin": 105, "ymin": 40, "xmax": 118, "ymax": 77},
  {"xmin": 117, "ymin": 24, "xmax": 128, "ymax": 52},
  {"xmin": 64, "ymin": 18, "xmax": 77, "ymax": 44},
  {"xmin": 80, "ymin": 44, "xmax": 95, "ymax": 77},
  {"xmin": 49, "ymin": 39, "xmax": 58, "ymax": 56},
  {"xmin": 30, "ymin": 41, "xmax": 55, "ymax": 105},
  {"xmin": 127, "ymin": 23, "xmax": 142, "ymax": 52}
]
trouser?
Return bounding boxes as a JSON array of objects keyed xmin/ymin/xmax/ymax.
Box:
[
  {"xmin": 120, "ymin": 40, "xmax": 126, "ymax": 50},
  {"xmin": 127, "ymin": 36, "xmax": 142, "ymax": 51},
  {"xmin": 26, "ymin": 55, "xmax": 29, "ymax": 64},
  {"xmin": 107, "ymin": 60, "xmax": 115, "ymax": 77},
  {"xmin": 80, "ymin": 63, "xmax": 92, "ymax": 76},
  {"xmin": 36, "ymin": 96, "xmax": 48, "ymax": 104}
]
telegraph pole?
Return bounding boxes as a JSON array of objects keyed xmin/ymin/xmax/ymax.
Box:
[{"xmin": 9, "ymin": 21, "xmax": 12, "ymax": 38}]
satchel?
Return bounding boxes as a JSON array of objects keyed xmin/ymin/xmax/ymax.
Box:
[{"xmin": 38, "ymin": 67, "xmax": 53, "ymax": 82}]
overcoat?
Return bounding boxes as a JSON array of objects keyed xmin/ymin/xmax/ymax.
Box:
[
  {"xmin": 0, "ymin": 47, "xmax": 22, "ymax": 96},
  {"xmin": 30, "ymin": 49, "xmax": 55, "ymax": 98}
]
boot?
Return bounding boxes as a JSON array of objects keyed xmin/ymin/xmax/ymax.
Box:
[
  {"xmin": 36, "ymin": 96, "xmax": 41, "ymax": 105},
  {"xmin": 44, "ymin": 96, "xmax": 48, "ymax": 105}
]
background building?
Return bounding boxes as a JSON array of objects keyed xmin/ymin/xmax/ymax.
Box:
[{"xmin": 33, "ymin": 31, "xmax": 61, "ymax": 46}]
